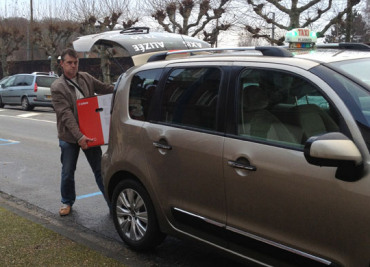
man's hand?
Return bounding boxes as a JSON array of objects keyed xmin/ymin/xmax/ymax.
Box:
[{"xmin": 78, "ymin": 135, "xmax": 94, "ymax": 150}]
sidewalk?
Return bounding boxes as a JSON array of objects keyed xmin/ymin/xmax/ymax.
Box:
[{"xmin": 0, "ymin": 191, "xmax": 143, "ymax": 267}]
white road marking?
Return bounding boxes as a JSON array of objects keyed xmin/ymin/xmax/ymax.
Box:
[
  {"xmin": 18, "ymin": 113, "xmax": 39, "ymax": 118},
  {"xmin": 0, "ymin": 114, "xmax": 55, "ymax": 124}
]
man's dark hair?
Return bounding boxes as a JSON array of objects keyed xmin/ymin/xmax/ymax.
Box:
[{"xmin": 60, "ymin": 48, "xmax": 78, "ymax": 61}]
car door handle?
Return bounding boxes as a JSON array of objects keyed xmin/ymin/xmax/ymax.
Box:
[
  {"xmin": 228, "ymin": 160, "xmax": 257, "ymax": 171},
  {"xmin": 153, "ymin": 142, "xmax": 172, "ymax": 150}
]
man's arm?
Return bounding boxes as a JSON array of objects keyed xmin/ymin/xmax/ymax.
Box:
[{"xmin": 51, "ymin": 86, "xmax": 84, "ymax": 142}]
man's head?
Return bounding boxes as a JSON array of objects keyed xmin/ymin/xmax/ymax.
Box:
[{"xmin": 60, "ymin": 48, "xmax": 79, "ymax": 79}]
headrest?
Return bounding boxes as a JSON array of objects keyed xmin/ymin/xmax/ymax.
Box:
[{"xmin": 243, "ymin": 85, "xmax": 269, "ymax": 111}]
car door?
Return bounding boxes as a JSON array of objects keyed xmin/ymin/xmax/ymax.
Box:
[
  {"xmin": 223, "ymin": 64, "xmax": 366, "ymax": 265},
  {"xmin": 140, "ymin": 65, "xmax": 228, "ymax": 237}
]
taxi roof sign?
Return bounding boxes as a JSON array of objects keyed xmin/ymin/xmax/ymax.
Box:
[{"xmin": 285, "ymin": 28, "xmax": 317, "ymax": 48}]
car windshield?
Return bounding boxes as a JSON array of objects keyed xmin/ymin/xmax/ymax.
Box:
[
  {"xmin": 330, "ymin": 58, "xmax": 370, "ymax": 86},
  {"xmin": 311, "ymin": 64, "xmax": 370, "ymax": 150}
]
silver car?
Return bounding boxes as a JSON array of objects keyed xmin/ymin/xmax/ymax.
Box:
[{"xmin": 0, "ymin": 73, "xmax": 57, "ymax": 110}]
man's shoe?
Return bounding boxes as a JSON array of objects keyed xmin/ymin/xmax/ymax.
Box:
[{"xmin": 59, "ymin": 204, "xmax": 71, "ymax": 216}]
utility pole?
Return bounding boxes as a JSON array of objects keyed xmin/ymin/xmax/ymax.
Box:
[{"xmin": 30, "ymin": 0, "xmax": 34, "ymax": 60}]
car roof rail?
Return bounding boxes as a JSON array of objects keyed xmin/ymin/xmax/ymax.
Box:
[
  {"xmin": 316, "ymin": 43, "xmax": 370, "ymax": 51},
  {"xmin": 147, "ymin": 46, "xmax": 293, "ymax": 63},
  {"xmin": 120, "ymin": 27, "xmax": 150, "ymax": 34}
]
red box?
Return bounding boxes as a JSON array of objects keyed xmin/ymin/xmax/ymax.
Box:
[{"xmin": 76, "ymin": 94, "xmax": 112, "ymax": 147}]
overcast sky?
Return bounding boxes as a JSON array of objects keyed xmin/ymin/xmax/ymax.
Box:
[{"xmin": 1, "ymin": 0, "xmax": 65, "ymax": 19}]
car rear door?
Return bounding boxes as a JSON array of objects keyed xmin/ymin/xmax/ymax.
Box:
[
  {"xmin": 9, "ymin": 75, "xmax": 34, "ymax": 105},
  {"xmin": 223, "ymin": 63, "xmax": 369, "ymax": 265}
]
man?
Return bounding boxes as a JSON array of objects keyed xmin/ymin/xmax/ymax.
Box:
[{"xmin": 51, "ymin": 48, "xmax": 114, "ymax": 216}]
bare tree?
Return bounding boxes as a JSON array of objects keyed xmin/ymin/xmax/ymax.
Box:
[
  {"xmin": 33, "ymin": 19, "xmax": 80, "ymax": 73},
  {"xmin": 0, "ymin": 18, "xmax": 25, "ymax": 77},
  {"xmin": 146, "ymin": 0, "xmax": 233, "ymax": 47},
  {"xmin": 70, "ymin": 0, "xmax": 139, "ymax": 83},
  {"xmin": 242, "ymin": 0, "xmax": 361, "ymax": 45}
]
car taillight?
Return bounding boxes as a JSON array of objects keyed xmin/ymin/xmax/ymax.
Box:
[{"xmin": 34, "ymin": 82, "xmax": 38, "ymax": 92}]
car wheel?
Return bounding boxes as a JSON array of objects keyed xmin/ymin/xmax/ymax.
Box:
[
  {"xmin": 21, "ymin": 97, "xmax": 34, "ymax": 111},
  {"xmin": 0, "ymin": 97, "xmax": 4, "ymax": 108},
  {"xmin": 112, "ymin": 179, "xmax": 166, "ymax": 250}
]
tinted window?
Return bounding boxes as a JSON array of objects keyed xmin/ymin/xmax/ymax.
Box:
[
  {"xmin": 129, "ymin": 69, "xmax": 162, "ymax": 121},
  {"xmin": 238, "ymin": 69, "xmax": 340, "ymax": 148},
  {"xmin": 160, "ymin": 67, "xmax": 221, "ymax": 131},
  {"xmin": 36, "ymin": 76, "xmax": 57, "ymax": 87},
  {"xmin": 14, "ymin": 75, "xmax": 33, "ymax": 86}
]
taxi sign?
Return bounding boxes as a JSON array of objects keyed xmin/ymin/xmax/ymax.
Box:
[{"xmin": 285, "ymin": 28, "xmax": 317, "ymax": 48}]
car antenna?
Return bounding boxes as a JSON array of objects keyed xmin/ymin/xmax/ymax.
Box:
[{"xmin": 179, "ymin": 31, "xmax": 191, "ymax": 50}]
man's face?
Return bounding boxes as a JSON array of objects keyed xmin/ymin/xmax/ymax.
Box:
[{"xmin": 61, "ymin": 54, "xmax": 79, "ymax": 79}]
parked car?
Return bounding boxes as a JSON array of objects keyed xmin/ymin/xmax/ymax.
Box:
[
  {"xmin": 75, "ymin": 27, "xmax": 370, "ymax": 266},
  {"xmin": 100, "ymin": 42, "xmax": 370, "ymax": 266},
  {"xmin": 0, "ymin": 73, "xmax": 57, "ymax": 110}
]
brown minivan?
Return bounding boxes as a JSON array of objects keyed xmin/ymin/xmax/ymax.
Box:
[{"xmin": 100, "ymin": 43, "xmax": 370, "ymax": 266}]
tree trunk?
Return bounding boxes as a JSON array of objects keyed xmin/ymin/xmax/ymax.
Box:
[
  {"xmin": 1, "ymin": 53, "xmax": 8, "ymax": 77},
  {"xmin": 100, "ymin": 47, "xmax": 111, "ymax": 84},
  {"xmin": 50, "ymin": 54, "xmax": 58, "ymax": 74},
  {"xmin": 345, "ymin": 0, "xmax": 353, "ymax": 42}
]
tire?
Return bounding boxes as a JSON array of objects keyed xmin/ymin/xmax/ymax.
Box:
[
  {"xmin": 21, "ymin": 97, "xmax": 34, "ymax": 111},
  {"xmin": 112, "ymin": 179, "xmax": 166, "ymax": 250},
  {"xmin": 0, "ymin": 97, "xmax": 4, "ymax": 108}
]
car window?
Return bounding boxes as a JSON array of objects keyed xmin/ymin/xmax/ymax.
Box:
[
  {"xmin": 2, "ymin": 76, "xmax": 15, "ymax": 87},
  {"xmin": 14, "ymin": 75, "xmax": 33, "ymax": 86},
  {"xmin": 129, "ymin": 69, "xmax": 162, "ymax": 121},
  {"xmin": 238, "ymin": 68, "xmax": 340, "ymax": 148},
  {"xmin": 160, "ymin": 67, "xmax": 221, "ymax": 131},
  {"xmin": 36, "ymin": 76, "xmax": 57, "ymax": 87},
  {"xmin": 330, "ymin": 58, "xmax": 370, "ymax": 86}
]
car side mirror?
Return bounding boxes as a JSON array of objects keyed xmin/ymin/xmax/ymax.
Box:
[{"xmin": 304, "ymin": 132, "xmax": 363, "ymax": 182}]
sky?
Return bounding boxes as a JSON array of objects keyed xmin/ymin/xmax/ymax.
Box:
[{"xmin": 1, "ymin": 0, "xmax": 66, "ymax": 19}]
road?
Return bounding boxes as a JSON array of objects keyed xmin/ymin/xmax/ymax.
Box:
[{"xmin": 0, "ymin": 106, "xmax": 245, "ymax": 267}]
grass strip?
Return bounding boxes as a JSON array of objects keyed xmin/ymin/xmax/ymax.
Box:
[{"xmin": 0, "ymin": 207, "xmax": 125, "ymax": 266}]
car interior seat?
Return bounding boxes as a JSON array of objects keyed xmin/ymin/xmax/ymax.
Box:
[
  {"xmin": 240, "ymin": 85, "xmax": 297, "ymax": 143},
  {"xmin": 289, "ymin": 103, "xmax": 339, "ymax": 143}
]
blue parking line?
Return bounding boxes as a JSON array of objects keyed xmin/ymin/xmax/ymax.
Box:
[
  {"xmin": 0, "ymin": 138, "xmax": 20, "ymax": 145},
  {"xmin": 76, "ymin": 191, "xmax": 102, "ymax": 200}
]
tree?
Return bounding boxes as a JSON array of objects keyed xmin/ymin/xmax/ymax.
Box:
[
  {"xmin": 33, "ymin": 19, "xmax": 80, "ymax": 73},
  {"xmin": 325, "ymin": 11, "xmax": 370, "ymax": 43},
  {"xmin": 70, "ymin": 0, "xmax": 139, "ymax": 83},
  {"xmin": 238, "ymin": 31, "xmax": 264, "ymax": 46},
  {"xmin": 147, "ymin": 0, "xmax": 233, "ymax": 47},
  {"xmin": 242, "ymin": 0, "xmax": 361, "ymax": 45},
  {"xmin": 0, "ymin": 18, "xmax": 25, "ymax": 77}
]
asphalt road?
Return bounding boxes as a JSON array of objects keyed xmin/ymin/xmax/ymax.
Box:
[{"xmin": 0, "ymin": 106, "xmax": 245, "ymax": 267}]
